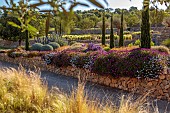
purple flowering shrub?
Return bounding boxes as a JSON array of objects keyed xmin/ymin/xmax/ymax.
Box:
[
  {"xmin": 43, "ymin": 47, "xmax": 169, "ymax": 79},
  {"xmin": 126, "ymin": 49, "xmax": 168, "ymax": 78},
  {"xmin": 51, "ymin": 50, "xmax": 74, "ymax": 67},
  {"xmin": 85, "ymin": 43, "xmax": 103, "ymax": 52},
  {"xmin": 91, "ymin": 48, "xmax": 169, "ymax": 78}
]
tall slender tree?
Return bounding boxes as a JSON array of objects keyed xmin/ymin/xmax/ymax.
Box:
[
  {"xmin": 119, "ymin": 9, "xmax": 124, "ymax": 47},
  {"xmin": 110, "ymin": 14, "xmax": 114, "ymax": 48},
  {"xmin": 141, "ymin": 0, "xmax": 151, "ymax": 48},
  {"xmin": 102, "ymin": 10, "xmax": 106, "ymax": 45}
]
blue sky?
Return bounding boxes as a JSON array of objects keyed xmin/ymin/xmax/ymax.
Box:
[{"xmin": 0, "ymin": 0, "xmax": 167, "ymax": 11}]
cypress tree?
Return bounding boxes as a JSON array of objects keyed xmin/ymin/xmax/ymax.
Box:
[
  {"xmin": 110, "ymin": 14, "xmax": 114, "ymax": 48},
  {"xmin": 102, "ymin": 10, "xmax": 106, "ymax": 45},
  {"xmin": 119, "ymin": 9, "xmax": 124, "ymax": 47},
  {"xmin": 141, "ymin": 0, "xmax": 151, "ymax": 48}
]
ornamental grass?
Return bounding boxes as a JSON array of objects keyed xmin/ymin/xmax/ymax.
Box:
[{"xmin": 0, "ymin": 66, "xmax": 161, "ymax": 113}]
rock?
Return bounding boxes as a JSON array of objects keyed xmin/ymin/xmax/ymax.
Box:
[
  {"xmin": 162, "ymin": 80, "xmax": 168, "ymax": 85},
  {"xmin": 159, "ymin": 75, "xmax": 166, "ymax": 80},
  {"xmin": 157, "ymin": 96, "xmax": 162, "ymax": 100},
  {"xmin": 111, "ymin": 79, "xmax": 117, "ymax": 84},
  {"xmin": 163, "ymin": 89, "xmax": 168, "ymax": 93},
  {"xmin": 110, "ymin": 83, "xmax": 115, "ymax": 88},
  {"xmin": 99, "ymin": 77, "xmax": 105, "ymax": 84},
  {"xmin": 115, "ymin": 84, "xmax": 118, "ymax": 87},
  {"xmin": 128, "ymin": 82, "xmax": 134, "ymax": 89},
  {"xmin": 122, "ymin": 81, "xmax": 127, "ymax": 88},
  {"xmin": 104, "ymin": 77, "xmax": 111, "ymax": 86},
  {"xmin": 131, "ymin": 78, "xmax": 138, "ymax": 83},
  {"xmin": 166, "ymin": 75, "xmax": 170, "ymax": 80},
  {"xmin": 147, "ymin": 82, "xmax": 153, "ymax": 87},
  {"xmin": 158, "ymin": 89, "xmax": 164, "ymax": 95},
  {"xmin": 152, "ymin": 81, "xmax": 158, "ymax": 86},
  {"xmin": 165, "ymin": 85, "xmax": 169, "ymax": 90}
]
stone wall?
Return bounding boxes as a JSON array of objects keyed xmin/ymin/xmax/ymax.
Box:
[{"xmin": 0, "ymin": 54, "xmax": 170, "ymax": 101}]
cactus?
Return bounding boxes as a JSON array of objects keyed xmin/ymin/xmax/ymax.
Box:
[
  {"xmin": 110, "ymin": 14, "xmax": 114, "ymax": 48},
  {"xmin": 102, "ymin": 10, "xmax": 106, "ymax": 45},
  {"xmin": 119, "ymin": 9, "xmax": 124, "ymax": 47},
  {"xmin": 141, "ymin": 0, "xmax": 151, "ymax": 48}
]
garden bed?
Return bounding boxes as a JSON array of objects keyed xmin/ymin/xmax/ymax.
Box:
[{"xmin": 0, "ymin": 53, "xmax": 170, "ymax": 101}]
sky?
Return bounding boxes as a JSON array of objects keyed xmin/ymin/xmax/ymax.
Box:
[{"xmin": 0, "ymin": 0, "xmax": 167, "ymax": 11}]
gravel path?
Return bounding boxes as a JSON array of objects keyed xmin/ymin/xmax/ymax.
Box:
[{"xmin": 0, "ymin": 61, "xmax": 170, "ymax": 113}]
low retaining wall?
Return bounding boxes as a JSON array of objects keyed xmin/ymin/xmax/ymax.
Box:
[{"xmin": 0, "ymin": 54, "xmax": 170, "ymax": 101}]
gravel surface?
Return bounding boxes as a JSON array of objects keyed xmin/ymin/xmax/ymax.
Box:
[{"xmin": 0, "ymin": 61, "xmax": 170, "ymax": 113}]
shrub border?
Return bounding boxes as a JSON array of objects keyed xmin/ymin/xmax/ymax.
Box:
[{"xmin": 0, "ymin": 53, "xmax": 170, "ymax": 101}]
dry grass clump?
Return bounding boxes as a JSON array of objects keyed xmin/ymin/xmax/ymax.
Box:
[
  {"xmin": 0, "ymin": 66, "xmax": 160, "ymax": 113},
  {"xmin": 111, "ymin": 46, "xmax": 139, "ymax": 51},
  {"xmin": 55, "ymin": 46, "xmax": 70, "ymax": 52}
]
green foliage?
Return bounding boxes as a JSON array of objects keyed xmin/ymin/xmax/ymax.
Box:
[
  {"xmin": 162, "ymin": 38, "xmax": 170, "ymax": 47},
  {"xmin": 31, "ymin": 43, "xmax": 43, "ymax": 51},
  {"xmin": 1, "ymin": 0, "xmax": 38, "ymax": 51},
  {"xmin": 48, "ymin": 42, "xmax": 60, "ymax": 49},
  {"xmin": 134, "ymin": 39, "xmax": 154, "ymax": 46},
  {"xmin": 123, "ymin": 34, "xmax": 132, "ymax": 40},
  {"xmin": 78, "ymin": 18, "xmax": 95, "ymax": 30},
  {"xmin": 128, "ymin": 43, "xmax": 134, "ymax": 47},
  {"xmin": 0, "ymin": 16, "xmax": 22, "ymax": 42},
  {"xmin": 103, "ymin": 46, "xmax": 111, "ymax": 51},
  {"xmin": 132, "ymin": 31, "xmax": 141, "ymax": 35},
  {"xmin": 41, "ymin": 44, "xmax": 53, "ymax": 51},
  {"xmin": 63, "ymin": 35, "xmax": 92, "ymax": 40},
  {"xmin": 124, "ymin": 13, "xmax": 140, "ymax": 27},
  {"xmin": 134, "ymin": 39, "xmax": 141, "ymax": 46}
]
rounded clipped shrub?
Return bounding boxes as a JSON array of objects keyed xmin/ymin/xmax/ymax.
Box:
[
  {"xmin": 104, "ymin": 47, "xmax": 111, "ymax": 51},
  {"xmin": 48, "ymin": 42, "xmax": 60, "ymax": 49},
  {"xmin": 152, "ymin": 46, "xmax": 170, "ymax": 54},
  {"xmin": 134, "ymin": 39, "xmax": 141, "ymax": 46},
  {"xmin": 128, "ymin": 43, "xmax": 133, "ymax": 47},
  {"xmin": 134, "ymin": 39, "xmax": 154, "ymax": 46},
  {"xmin": 69, "ymin": 43, "xmax": 87, "ymax": 52},
  {"xmin": 162, "ymin": 38, "xmax": 170, "ymax": 48},
  {"xmin": 31, "ymin": 43, "xmax": 43, "ymax": 51},
  {"xmin": 41, "ymin": 44, "xmax": 53, "ymax": 51}
]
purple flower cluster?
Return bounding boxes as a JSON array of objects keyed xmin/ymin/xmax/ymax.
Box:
[{"xmin": 86, "ymin": 43, "xmax": 103, "ymax": 52}]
